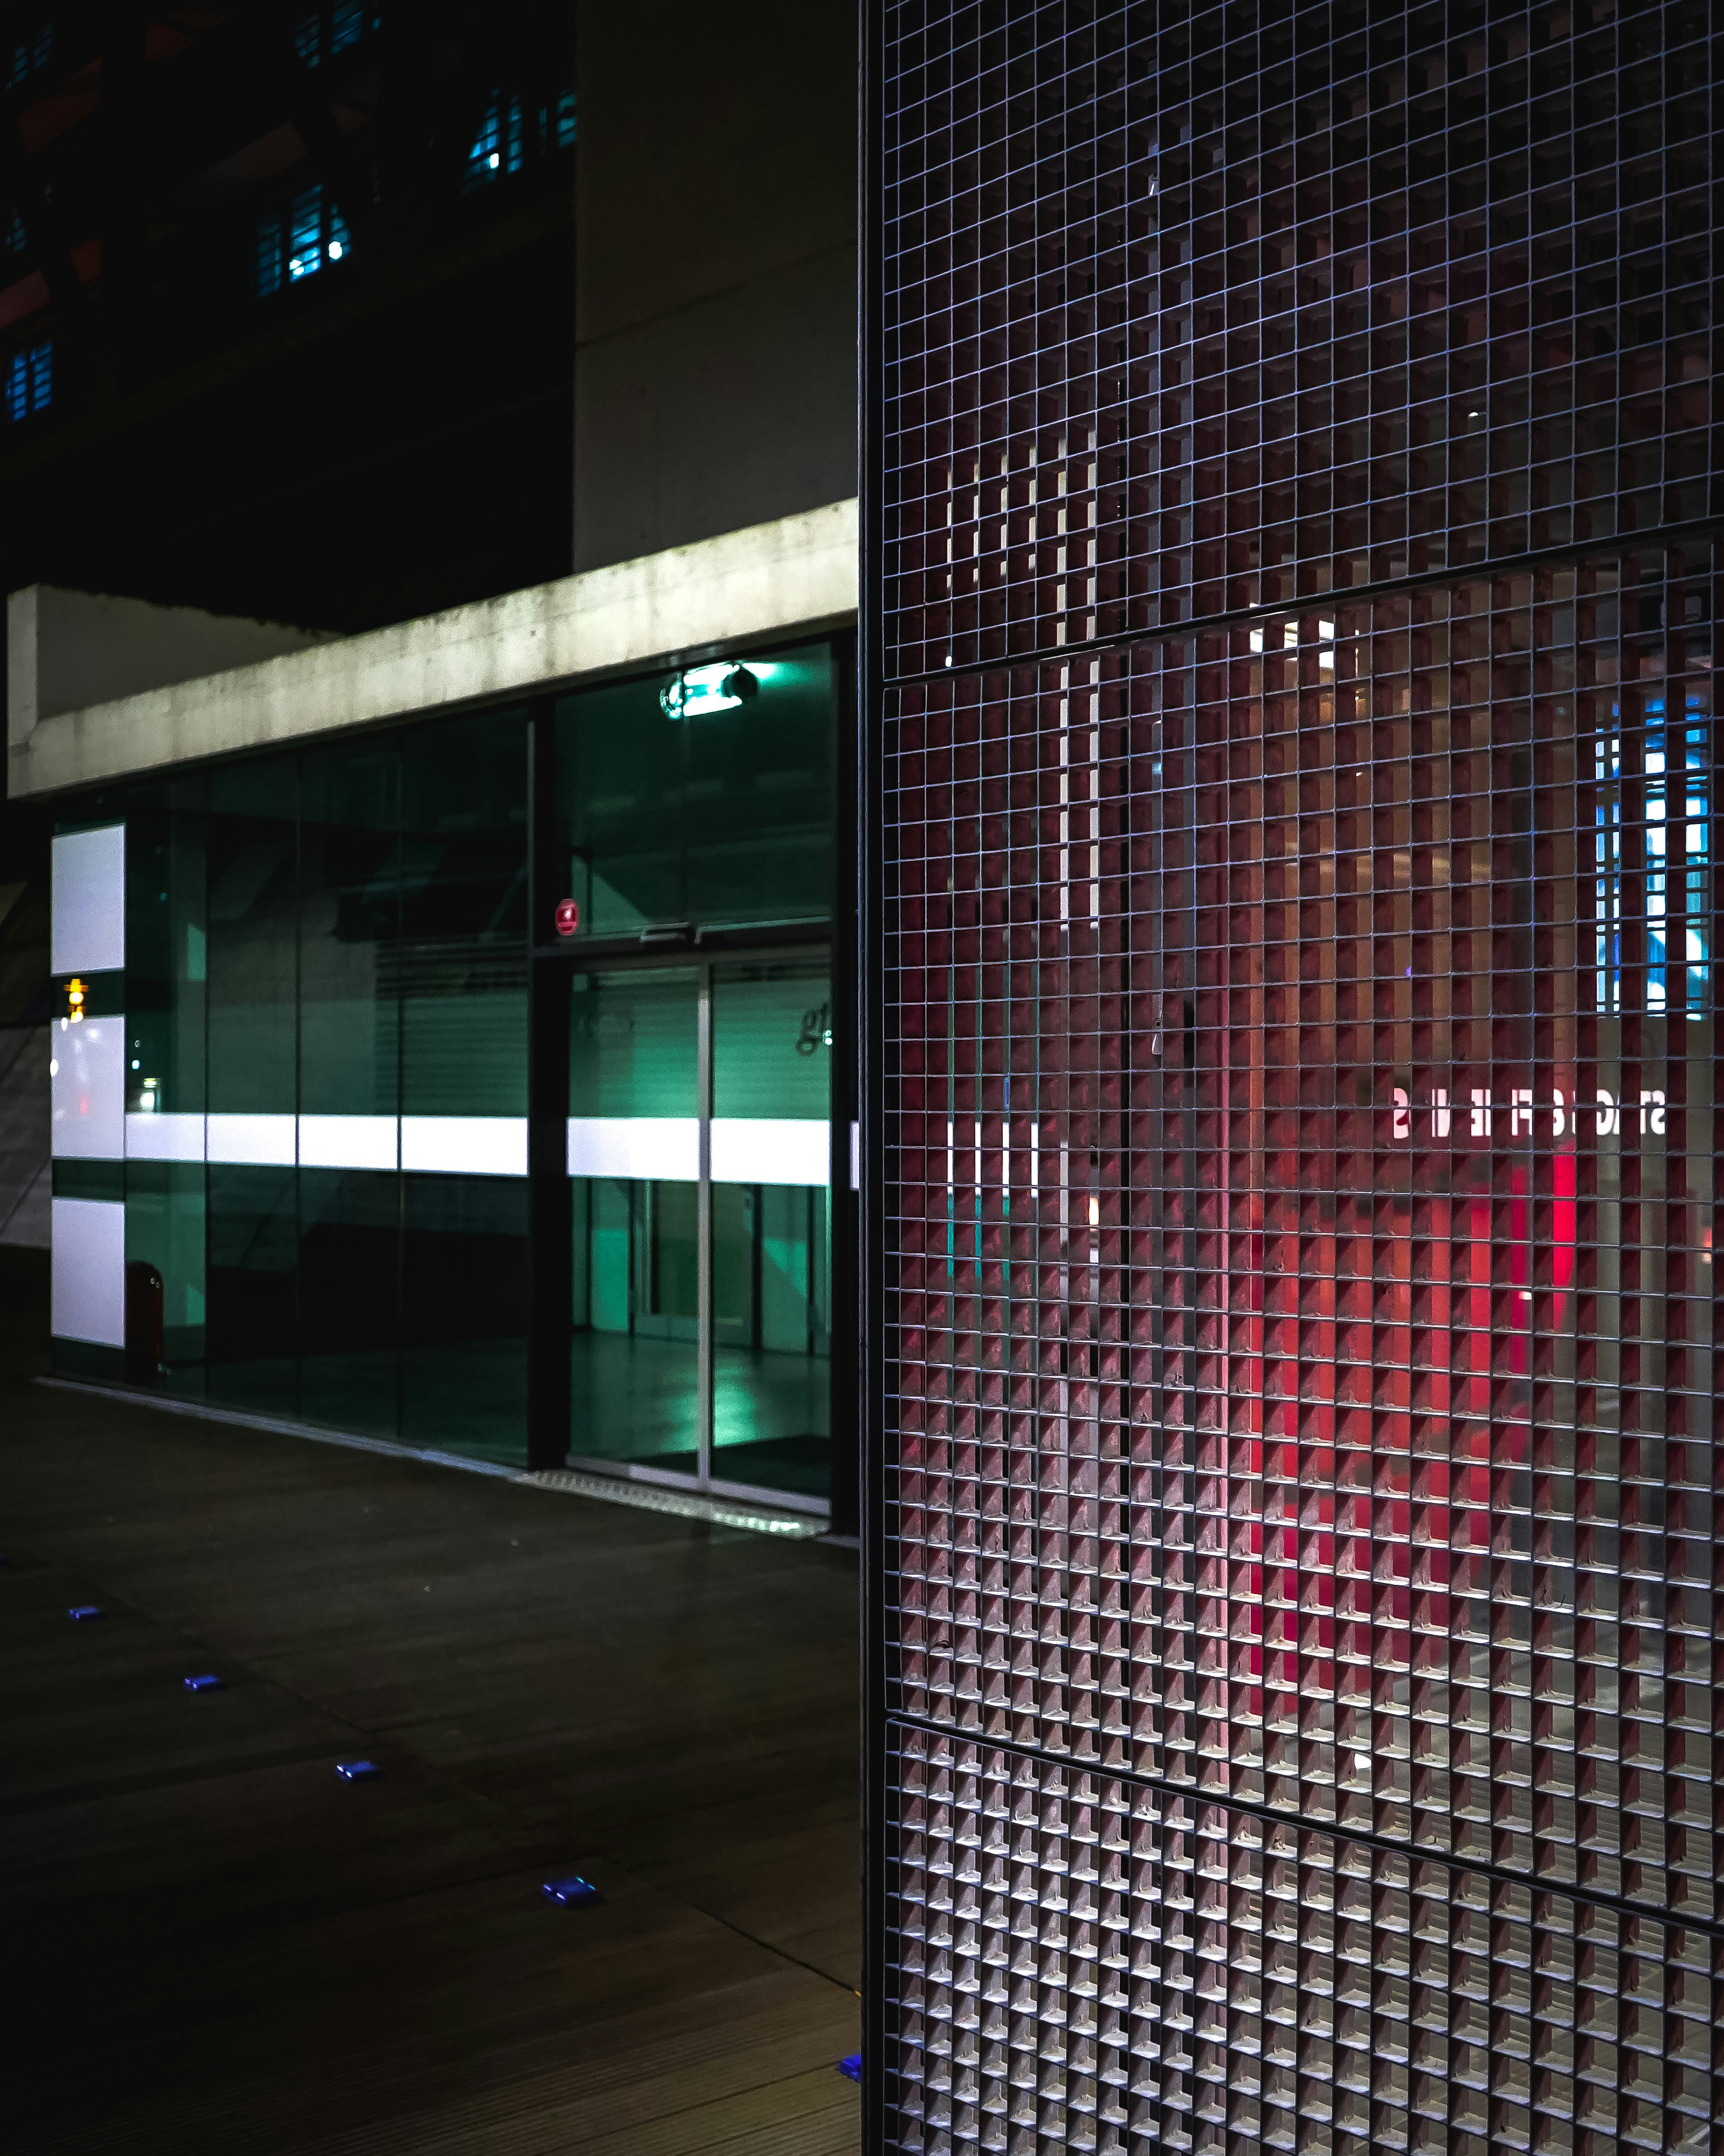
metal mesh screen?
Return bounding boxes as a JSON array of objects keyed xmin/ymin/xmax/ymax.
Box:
[
  {"xmin": 870, "ymin": 6, "xmax": 1720, "ymax": 2152},
  {"xmin": 883, "ymin": 0, "xmax": 1711, "ymax": 679}
]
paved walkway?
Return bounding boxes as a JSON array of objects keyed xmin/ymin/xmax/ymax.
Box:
[{"xmin": 0, "ymin": 1252, "xmax": 861, "ymax": 2155}]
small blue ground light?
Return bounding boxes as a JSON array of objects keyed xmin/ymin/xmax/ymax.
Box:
[
  {"xmin": 541, "ymin": 1876, "xmax": 601, "ymax": 1905},
  {"xmin": 838, "ymin": 2055, "xmax": 862, "ymax": 2082},
  {"xmin": 184, "ymin": 1673, "xmax": 225, "ymax": 1692},
  {"xmin": 335, "ymin": 1759, "xmax": 381, "ymax": 1781},
  {"xmin": 68, "ymin": 1605, "xmax": 104, "ymax": 1622}
]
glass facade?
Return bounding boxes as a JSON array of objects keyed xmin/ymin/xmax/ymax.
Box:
[
  {"xmin": 555, "ymin": 641, "xmax": 841, "ymax": 1504},
  {"xmin": 52, "ymin": 636, "xmax": 845, "ymax": 1504},
  {"xmin": 63, "ymin": 710, "xmax": 531, "ymax": 1462},
  {"xmin": 557, "ymin": 641, "xmax": 838, "ymax": 937},
  {"xmin": 867, "ymin": 6, "xmax": 1719, "ymax": 2154}
]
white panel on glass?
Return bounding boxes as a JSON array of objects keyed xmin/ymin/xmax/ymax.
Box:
[
  {"xmin": 711, "ymin": 1118, "xmax": 830, "ymax": 1188},
  {"xmin": 205, "ymin": 1113, "xmax": 296, "ymax": 1167},
  {"xmin": 49, "ymin": 1015, "xmax": 125, "ymax": 1159},
  {"xmin": 50, "ymin": 1197, "xmax": 125, "ymax": 1346},
  {"xmin": 297, "ymin": 1115, "xmax": 398, "ymax": 1171},
  {"xmin": 401, "ymin": 1117, "xmax": 527, "ymax": 1177},
  {"xmin": 50, "ymin": 825, "xmax": 126, "ymax": 976},
  {"xmin": 566, "ymin": 1115, "xmax": 699, "ymax": 1183},
  {"xmin": 125, "ymin": 1111, "xmax": 205, "ymax": 1162}
]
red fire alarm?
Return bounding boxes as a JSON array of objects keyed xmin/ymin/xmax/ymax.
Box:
[{"xmin": 554, "ymin": 898, "xmax": 580, "ymax": 937}]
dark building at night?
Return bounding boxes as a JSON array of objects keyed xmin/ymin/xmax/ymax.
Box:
[
  {"xmin": 5, "ymin": 4, "xmax": 863, "ymax": 1530},
  {"xmin": 1, "ymin": 3, "xmax": 577, "ymax": 630},
  {"xmin": 862, "ymin": 3, "xmax": 1718, "ymax": 2151}
]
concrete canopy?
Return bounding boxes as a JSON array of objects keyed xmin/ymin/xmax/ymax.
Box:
[{"xmin": 7, "ymin": 498, "xmax": 858, "ymax": 799}]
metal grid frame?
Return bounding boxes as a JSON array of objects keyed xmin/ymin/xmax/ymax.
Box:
[
  {"xmin": 863, "ymin": 5, "xmax": 1721, "ymax": 2153},
  {"xmin": 880, "ymin": 0, "xmax": 1712, "ymax": 681}
]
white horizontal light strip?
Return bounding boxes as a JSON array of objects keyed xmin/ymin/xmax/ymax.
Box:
[
  {"xmin": 135, "ymin": 1115, "xmax": 527, "ymax": 1173},
  {"xmin": 206, "ymin": 1112, "xmax": 296, "ymax": 1167},
  {"xmin": 567, "ymin": 1116, "xmax": 699, "ymax": 1183},
  {"xmin": 710, "ymin": 1118, "xmax": 830, "ymax": 1188},
  {"xmin": 401, "ymin": 1116, "xmax": 527, "ymax": 1177},
  {"xmin": 299, "ymin": 1114, "xmax": 397, "ymax": 1171},
  {"xmin": 101, "ymin": 1114, "xmax": 830, "ymax": 1183},
  {"xmin": 125, "ymin": 1111, "xmax": 205, "ymax": 1162}
]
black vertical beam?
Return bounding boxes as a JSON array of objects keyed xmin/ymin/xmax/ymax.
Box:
[
  {"xmin": 526, "ymin": 703, "xmax": 571, "ymax": 1471},
  {"xmin": 827, "ymin": 624, "xmax": 861, "ymax": 1540},
  {"xmin": 856, "ymin": 0, "xmax": 887, "ymax": 2141}
]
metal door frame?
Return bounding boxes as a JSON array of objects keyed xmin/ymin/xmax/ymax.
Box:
[{"xmin": 524, "ymin": 724, "xmax": 836, "ymax": 1504}]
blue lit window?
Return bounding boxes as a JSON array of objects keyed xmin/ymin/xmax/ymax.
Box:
[
  {"xmin": 5, "ymin": 337, "xmax": 51, "ymax": 421},
  {"xmin": 293, "ymin": 5, "xmax": 378, "ymax": 68},
  {"xmin": 6, "ymin": 23, "xmax": 50, "ymax": 89},
  {"xmin": 255, "ymin": 184, "xmax": 352, "ymax": 297},
  {"xmin": 330, "ymin": 3, "xmax": 366, "ymax": 56},
  {"xmin": 467, "ymin": 96, "xmax": 524, "ymax": 183},
  {"xmin": 3, "ymin": 209, "xmax": 25, "ymax": 256},
  {"xmin": 1594, "ymin": 695, "xmax": 1712, "ymax": 1015},
  {"xmin": 465, "ymin": 87, "xmax": 575, "ymax": 188}
]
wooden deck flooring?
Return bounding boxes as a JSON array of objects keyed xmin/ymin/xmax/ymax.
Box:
[{"xmin": 0, "ymin": 1255, "xmax": 861, "ymax": 2155}]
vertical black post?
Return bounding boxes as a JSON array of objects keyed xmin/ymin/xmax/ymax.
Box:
[
  {"xmin": 856, "ymin": 4, "xmax": 887, "ymax": 2142},
  {"xmin": 696, "ymin": 961, "xmax": 713, "ymax": 1485},
  {"xmin": 827, "ymin": 625, "xmax": 861, "ymax": 1540},
  {"xmin": 526, "ymin": 704, "xmax": 571, "ymax": 1471}
]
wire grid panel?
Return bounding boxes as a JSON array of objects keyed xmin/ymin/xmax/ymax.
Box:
[
  {"xmin": 879, "ymin": 546, "xmax": 1720, "ymax": 2152},
  {"xmin": 881, "ymin": 0, "xmax": 1716, "ymax": 680},
  {"xmin": 886, "ymin": 1725, "xmax": 1718, "ymax": 2156}
]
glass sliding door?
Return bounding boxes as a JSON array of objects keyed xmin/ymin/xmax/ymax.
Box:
[
  {"xmin": 559, "ymin": 953, "xmax": 834, "ymax": 1505},
  {"xmin": 567, "ymin": 967, "xmax": 701, "ymax": 1476},
  {"xmin": 709, "ymin": 960, "xmax": 832, "ymax": 1501}
]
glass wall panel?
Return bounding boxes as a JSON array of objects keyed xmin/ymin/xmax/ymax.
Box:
[
  {"xmin": 568, "ymin": 966, "xmax": 700, "ymax": 1476},
  {"xmin": 207, "ymin": 760, "xmax": 297, "ymax": 1116},
  {"xmin": 401, "ymin": 1173, "xmax": 527, "ymax": 1462},
  {"xmin": 296, "ymin": 1166, "xmax": 399, "ymax": 1438},
  {"xmin": 205, "ymin": 1162, "xmax": 296, "ymax": 1415},
  {"xmin": 683, "ymin": 646, "xmax": 836, "ymax": 928},
  {"xmin": 399, "ymin": 709, "xmax": 527, "ymax": 1115},
  {"xmin": 559, "ymin": 680, "xmax": 686, "ymax": 935},
  {"xmin": 298, "ymin": 739, "xmax": 400, "ymax": 1117},
  {"xmin": 123, "ymin": 1163, "xmax": 206, "ymax": 1388},
  {"xmin": 124, "ymin": 777, "xmax": 208, "ymax": 1392},
  {"xmin": 557, "ymin": 640, "xmax": 835, "ymax": 936},
  {"xmin": 108, "ymin": 714, "xmax": 532, "ymax": 1462},
  {"xmin": 203, "ymin": 761, "xmax": 298, "ymax": 1416},
  {"xmin": 125, "ymin": 777, "xmax": 208, "ymax": 1123},
  {"xmin": 397, "ymin": 712, "xmax": 529, "ymax": 1448},
  {"xmin": 710, "ymin": 959, "xmax": 830, "ymax": 1499}
]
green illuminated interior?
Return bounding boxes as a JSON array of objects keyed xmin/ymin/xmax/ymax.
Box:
[{"xmin": 97, "ymin": 639, "xmax": 838, "ymax": 1503}]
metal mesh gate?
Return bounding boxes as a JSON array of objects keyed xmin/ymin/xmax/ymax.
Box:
[{"xmin": 865, "ymin": 6, "xmax": 1720, "ymax": 2153}]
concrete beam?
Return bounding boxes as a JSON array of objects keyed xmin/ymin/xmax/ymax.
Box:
[
  {"xmin": 7, "ymin": 586, "xmax": 337, "ymax": 751},
  {"xmin": 8, "ymin": 498, "xmax": 858, "ymax": 799}
]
